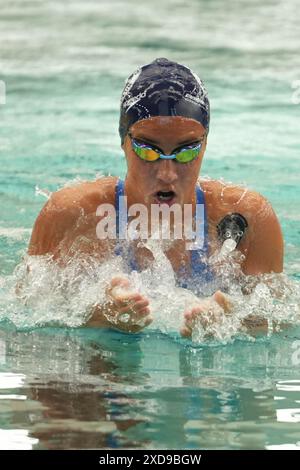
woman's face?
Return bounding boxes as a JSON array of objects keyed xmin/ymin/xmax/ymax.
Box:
[{"xmin": 122, "ymin": 116, "xmax": 207, "ymax": 207}]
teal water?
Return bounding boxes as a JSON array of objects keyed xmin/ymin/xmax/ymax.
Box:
[{"xmin": 0, "ymin": 0, "xmax": 300, "ymax": 449}]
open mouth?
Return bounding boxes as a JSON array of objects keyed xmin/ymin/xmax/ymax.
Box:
[{"xmin": 155, "ymin": 190, "xmax": 176, "ymax": 203}]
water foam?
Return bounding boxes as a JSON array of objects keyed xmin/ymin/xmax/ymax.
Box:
[{"xmin": 0, "ymin": 233, "xmax": 299, "ymax": 345}]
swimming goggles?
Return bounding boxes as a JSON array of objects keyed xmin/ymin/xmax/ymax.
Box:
[{"xmin": 129, "ymin": 134, "xmax": 204, "ymax": 163}]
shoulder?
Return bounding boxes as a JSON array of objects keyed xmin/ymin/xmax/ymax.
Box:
[
  {"xmin": 28, "ymin": 176, "xmax": 118, "ymax": 256},
  {"xmin": 200, "ymin": 178, "xmax": 283, "ymax": 274},
  {"xmin": 46, "ymin": 176, "xmax": 118, "ymax": 212},
  {"xmin": 200, "ymin": 177, "xmax": 276, "ymax": 227}
]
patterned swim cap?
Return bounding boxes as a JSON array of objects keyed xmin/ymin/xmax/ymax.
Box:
[{"xmin": 119, "ymin": 58, "xmax": 210, "ymax": 144}]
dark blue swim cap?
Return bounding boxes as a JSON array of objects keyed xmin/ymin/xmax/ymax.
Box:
[{"xmin": 119, "ymin": 58, "xmax": 210, "ymax": 144}]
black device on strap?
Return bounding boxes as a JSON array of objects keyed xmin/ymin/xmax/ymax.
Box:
[{"xmin": 217, "ymin": 213, "xmax": 248, "ymax": 247}]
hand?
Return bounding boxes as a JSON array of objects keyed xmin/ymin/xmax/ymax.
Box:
[
  {"xmin": 180, "ymin": 290, "xmax": 233, "ymax": 338},
  {"xmin": 103, "ymin": 276, "xmax": 153, "ymax": 333}
]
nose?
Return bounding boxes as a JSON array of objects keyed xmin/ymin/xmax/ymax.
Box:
[{"xmin": 156, "ymin": 159, "xmax": 178, "ymax": 185}]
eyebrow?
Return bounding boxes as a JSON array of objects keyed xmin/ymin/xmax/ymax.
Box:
[{"xmin": 131, "ymin": 134, "xmax": 202, "ymax": 152}]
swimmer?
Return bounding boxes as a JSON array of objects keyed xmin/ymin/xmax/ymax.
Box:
[{"xmin": 27, "ymin": 58, "xmax": 283, "ymax": 336}]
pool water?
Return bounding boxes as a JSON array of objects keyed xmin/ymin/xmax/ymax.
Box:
[{"xmin": 0, "ymin": 0, "xmax": 300, "ymax": 449}]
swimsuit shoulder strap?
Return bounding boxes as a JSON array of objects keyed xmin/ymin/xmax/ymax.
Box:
[
  {"xmin": 115, "ymin": 178, "xmax": 124, "ymax": 256},
  {"xmin": 196, "ymin": 183, "xmax": 209, "ymax": 253},
  {"xmin": 115, "ymin": 178, "xmax": 124, "ymax": 237},
  {"xmin": 115, "ymin": 178, "xmax": 125, "ymax": 220},
  {"xmin": 189, "ymin": 183, "xmax": 212, "ymax": 280},
  {"xmin": 114, "ymin": 179, "xmax": 138, "ymax": 271}
]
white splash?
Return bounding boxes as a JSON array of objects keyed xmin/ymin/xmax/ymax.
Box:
[{"xmin": 0, "ymin": 237, "xmax": 299, "ymax": 344}]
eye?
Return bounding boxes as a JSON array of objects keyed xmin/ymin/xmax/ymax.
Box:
[
  {"xmin": 135, "ymin": 139, "xmax": 162, "ymax": 153},
  {"xmin": 174, "ymin": 141, "xmax": 201, "ymax": 152}
]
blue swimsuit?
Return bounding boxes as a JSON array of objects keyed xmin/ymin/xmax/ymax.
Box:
[{"xmin": 114, "ymin": 179, "xmax": 214, "ymax": 294}]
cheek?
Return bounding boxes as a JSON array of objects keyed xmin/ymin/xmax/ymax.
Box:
[
  {"xmin": 177, "ymin": 160, "xmax": 201, "ymax": 182},
  {"xmin": 189, "ymin": 156, "xmax": 203, "ymax": 179},
  {"xmin": 127, "ymin": 153, "xmax": 154, "ymax": 178}
]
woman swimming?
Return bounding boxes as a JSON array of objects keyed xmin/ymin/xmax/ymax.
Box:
[{"xmin": 27, "ymin": 58, "xmax": 283, "ymax": 336}]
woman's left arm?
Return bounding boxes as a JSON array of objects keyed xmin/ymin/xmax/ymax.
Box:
[
  {"xmin": 241, "ymin": 194, "xmax": 283, "ymax": 275},
  {"xmin": 180, "ymin": 195, "xmax": 285, "ymax": 338}
]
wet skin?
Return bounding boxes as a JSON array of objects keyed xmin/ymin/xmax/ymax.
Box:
[{"xmin": 28, "ymin": 117, "xmax": 284, "ymax": 336}]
